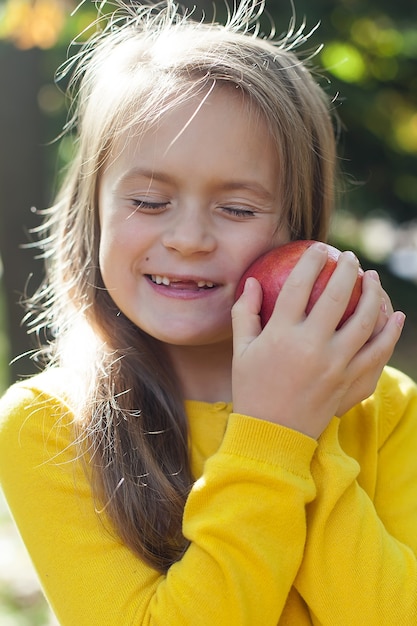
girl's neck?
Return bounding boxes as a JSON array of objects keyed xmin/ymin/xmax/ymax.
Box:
[{"xmin": 164, "ymin": 341, "xmax": 233, "ymax": 404}]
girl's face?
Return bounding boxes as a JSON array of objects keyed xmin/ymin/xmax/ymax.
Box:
[{"xmin": 98, "ymin": 88, "xmax": 288, "ymax": 348}]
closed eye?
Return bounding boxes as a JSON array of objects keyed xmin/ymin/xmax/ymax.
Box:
[
  {"xmin": 222, "ymin": 206, "xmax": 256, "ymax": 218},
  {"xmin": 132, "ymin": 200, "xmax": 170, "ymax": 211}
]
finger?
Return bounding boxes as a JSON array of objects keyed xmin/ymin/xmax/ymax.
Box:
[
  {"xmin": 381, "ymin": 287, "xmax": 394, "ymax": 317},
  {"xmin": 271, "ymin": 242, "xmax": 328, "ymax": 323},
  {"xmin": 336, "ymin": 311, "xmax": 405, "ymax": 416},
  {"xmin": 370, "ymin": 286, "xmax": 394, "ymax": 339},
  {"xmin": 231, "ymin": 277, "xmax": 263, "ymax": 355},
  {"xmin": 338, "ymin": 269, "xmax": 385, "ymax": 347},
  {"xmin": 347, "ymin": 310, "xmax": 405, "ymax": 379},
  {"xmin": 307, "ymin": 250, "xmax": 361, "ymax": 334}
]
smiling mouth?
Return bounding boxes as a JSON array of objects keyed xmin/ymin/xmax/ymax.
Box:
[{"xmin": 148, "ymin": 275, "xmax": 217, "ymax": 289}]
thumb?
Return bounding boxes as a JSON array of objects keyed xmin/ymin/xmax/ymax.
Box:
[{"xmin": 231, "ymin": 277, "xmax": 263, "ymax": 356}]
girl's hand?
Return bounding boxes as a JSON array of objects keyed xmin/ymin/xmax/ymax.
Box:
[
  {"xmin": 231, "ymin": 243, "xmax": 405, "ymax": 439},
  {"xmin": 334, "ymin": 277, "xmax": 400, "ymax": 416}
]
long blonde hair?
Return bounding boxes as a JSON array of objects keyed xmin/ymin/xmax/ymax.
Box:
[{"xmin": 28, "ymin": 0, "xmax": 337, "ymax": 572}]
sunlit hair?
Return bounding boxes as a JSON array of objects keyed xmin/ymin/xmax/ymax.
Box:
[{"xmin": 27, "ymin": 0, "xmax": 338, "ymax": 572}]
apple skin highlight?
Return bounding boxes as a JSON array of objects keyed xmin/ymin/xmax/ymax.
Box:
[{"xmin": 235, "ymin": 240, "xmax": 364, "ymax": 329}]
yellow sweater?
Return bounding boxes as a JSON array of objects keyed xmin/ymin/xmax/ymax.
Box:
[{"xmin": 0, "ymin": 366, "xmax": 417, "ymax": 625}]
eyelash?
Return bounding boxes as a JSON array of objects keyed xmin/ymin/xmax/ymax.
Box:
[
  {"xmin": 132, "ymin": 200, "xmax": 168, "ymax": 210},
  {"xmin": 222, "ymin": 206, "xmax": 256, "ymax": 218},
  {"xmin": 132, "ymin": 200, "xmax": 256, "ymax": 218}
]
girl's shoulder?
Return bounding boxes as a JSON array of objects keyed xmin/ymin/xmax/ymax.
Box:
[
  {"xmin": 346, "ymin": 365, "xmax": 417, "ymax": 447},
  {"xmin": 1, "ymin": 366, "xmax": 79, "ymax": 406},
  {"xmin": 0, "ymin": 367, "xmax": 81, "ymax": 442},
  {"xmin": 369, "ymin": 365, "xmax": 417, "ymax": 416},
  {"xmin": 0, "ymin": 367, "xmax": 88, "ymax": 483},
  {"xmin": 378, "ymin": 364, "xmax": 417, "ymax": 396}
]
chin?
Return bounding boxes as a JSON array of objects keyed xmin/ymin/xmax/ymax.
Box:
[{"xmin": 150, "ymin": 324, "xmax": 232, "ymax": 347}]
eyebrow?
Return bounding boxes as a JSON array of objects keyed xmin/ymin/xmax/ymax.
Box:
[
  {"xmin": 218, "ymin": 181, "xmax": 275, "ymax": 203},
  {"xmin": 114, "ymin": 167, "xmax": 171, "ymax": 189},
  {"xmin": 115, "ymin": 167, "xmax": 275, "ymax": 202}
]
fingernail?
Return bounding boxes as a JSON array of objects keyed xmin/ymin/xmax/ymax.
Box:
[
  {"xmin": 243, "ymin": 276, "xmax": 257, "ymax": 293},
  {"xmin": 368, "ymin": 269, "xmax": 380, "ymax": 283},
  {"xmin": 395, "ymin": 312, "xmax": 406, "ymax": 329},
  {"xmin": 312, "ymin": 241, "xmax": 327, "ymax": 252},
  {"xmin": 344, "ymin": 250, "xmax": 358, "ymax": 261},
  {"xmin": 380, "ymin": 299, "xmax": 387, "ymax": 315}
]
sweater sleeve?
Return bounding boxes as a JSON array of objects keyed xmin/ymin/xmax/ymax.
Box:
[
  {"xmin": 0, "ymin": 379, "xmax": 317, "ymax": 626},
  {"xmin": 294, "ymin": 367, "xmax": 417, "ymax": 625}
]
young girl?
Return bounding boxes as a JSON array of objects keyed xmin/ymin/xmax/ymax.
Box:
[{"xmin": 1, "ymin": 1, "xmax": 416, "ymax": 624}]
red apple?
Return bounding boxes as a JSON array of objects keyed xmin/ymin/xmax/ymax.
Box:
[{"xmin": 235, "ymin": 240, "xmax": 364, "ymax": 328}]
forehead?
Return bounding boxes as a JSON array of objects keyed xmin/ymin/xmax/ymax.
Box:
[{"xmin": 105, "ymin": 85, "xmax": 276, "ymax": 167}]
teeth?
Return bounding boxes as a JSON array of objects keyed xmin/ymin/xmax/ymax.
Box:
[
  {"xmin": 151, "ymin": 275, "xmax": 215, "ymax": 288},
  {"xmin": 151, "ymin": 275, "xmax": 174, "ymax": 285}
]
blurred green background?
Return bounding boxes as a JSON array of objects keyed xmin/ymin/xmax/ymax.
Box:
[{"xmin": 0, "ymin": 0, "xmax": 416, "ymax": 623}]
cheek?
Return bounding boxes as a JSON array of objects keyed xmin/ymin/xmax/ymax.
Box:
[
  {"xmin": 271, "ymin": 214, "xmax": 290, "ymax": 244},
  {"xmin": 98, "ymin": 230, "xmax": 112, "ymax": 276},
  {"xmin": 99, "ymin": 219, "xmax": 132, "ymax": 265},
  {"xmin": 238, "ymin": 226, "xmax": 289, "ymax": 269},
  {"xmin": 98, "ymin": 228, "xmax": 127, "ymax": 290}
]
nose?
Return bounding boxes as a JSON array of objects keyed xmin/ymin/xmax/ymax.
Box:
[{"xmin": 162, "ymin": 207, "xmax": 217, "ymax": 256}]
